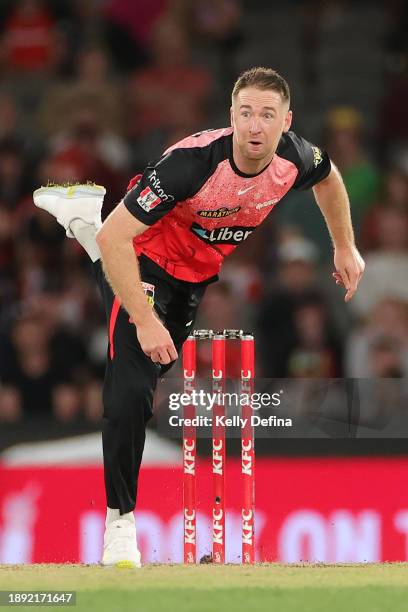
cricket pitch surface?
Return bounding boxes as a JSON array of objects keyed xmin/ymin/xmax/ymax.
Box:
[{"xmin": 1, "ymin": 563, "xmax": 407, "ymax": 611}]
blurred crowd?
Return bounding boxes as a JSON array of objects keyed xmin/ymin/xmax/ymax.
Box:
[{"xmin": 0, "ymin": 0, "xmax": 407, "ymax": 425}]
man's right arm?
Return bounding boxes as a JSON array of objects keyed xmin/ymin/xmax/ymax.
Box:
[
  {"xmin": 96, "ymin": 202, "xmax": 178, "ymax": 365},
  {"xmin": 100, "ymin": 145, "xmax": 205, "ymax": 363}
]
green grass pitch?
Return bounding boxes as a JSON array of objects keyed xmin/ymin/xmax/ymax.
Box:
[{"xmin": 1, "ymin": 564, "xmax": 408, "ymax": 611}]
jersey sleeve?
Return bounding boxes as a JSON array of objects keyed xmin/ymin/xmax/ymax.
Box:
[
  {"xmin": 123, "ymin": 148, "xmax": 199, "ymax": 226},
  {"xmin": 283, "ymin": 131, "xmax": 332, "ymax": 191}
]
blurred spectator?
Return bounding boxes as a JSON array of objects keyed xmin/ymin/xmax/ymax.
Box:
[
  {"xmin": 14, "ymin": 204, "xmax": 66, "ymax": 300},
  {"xmin": 194, "ymin": 281, "xmax": 243, "ymax": 378},
  {"xmin": 52, "ymin": 384, "xmax": 81, "ymax": 424},
  {"xmin": 0, "ymin": 314, "xmax": 68, "ymax": 420},
  {"xmin": 186, "ymin": 0, "xmax": 243, "ymax": 85},
  {"xmin": 126, "ymin": 15, "xmax": 213, "ymax": 165},
  {"xmin": 0, "ymin": 205, "xmax": 18, "ymax": 299},
  {"xmin": 346, "ymin": 297, "xmax": 408, "ymax": 378},
  {"xmin": 386, "ymin": 0, "xmax": 408, "ymax": 57},
  {"xmin": 369, "ymin": 336, "xmax": 405, "ymax": 378},
  {"xmin": 379, "ymin": 52, "xmax": 408, "ymax": 159},
  {"xmin": 325, "ymin": 107, "xmax": 380, "ymax": 229},
  {"xmin": 220, "ymin": 259, "xmax": 262, "ymax": 305},
  {"xmin": 360, "ymin": 167, "xmax": 408, "ymax": 251},
  {"xmin": 0, "ymin": 93, "xmax": 23, "ymax": 142},
  {"xmin": 0, "ymin": 294, "xmax": 91, "ymax": 422},
  {"xmin": 103, "ymin": 0, "xmax": 169, "ymax": 71},
  {"xmin": 37, "ymin": 149, "xmax": 87, "ymax": 186},
  {"xmin": 0, "ymin": 0, "xmax": 58, "ymax": 74},
  {"xmin": 38, "ymin": 47, "xmax": 129, "ymax": 172},
  {"xmin": 256, "ymin": 235, "xmax": 331, "ymax": 377},
  {"xmin": 189, "ymin": 0, "xmax": 241, "ymax": 45},
  {"xmin": 350, "ymin": 207, "xmax": 408, "ymax": 317},
  {"xmin": 0, "ymin": 139, "xmax": 31, "ymax": 209},
  {"xmin": 82, "ymin": 380, "xmax": 103, "ymax": 423},
  {"xmin": 0, "ymin": 385, "xmax": 22, "ymax": 423},
  {"xmin": 287, "ymin": 296, "xmax": 343, "ymax": 378}
]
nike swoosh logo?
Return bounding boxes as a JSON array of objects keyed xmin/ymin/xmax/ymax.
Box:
[
  {"xmin": 186, "ymin": 320, "xmax": 193, "ymax": 327},
  {"xmin": 238, "ymin": 185, "xmax": 255, "ymax": 196}
]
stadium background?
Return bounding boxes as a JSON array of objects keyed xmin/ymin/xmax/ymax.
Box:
[{"xmin": 0, "ymin": 0, "xmax": 408, "ymax": 564}]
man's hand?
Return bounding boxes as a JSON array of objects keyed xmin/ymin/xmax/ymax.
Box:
[
  {"xmin": 136, "ymin": 311, "xmax": 178, "ymax": 365},
  {"xmin": 332, "ymin": 245, "xmax": 365, "ymax": 302}
]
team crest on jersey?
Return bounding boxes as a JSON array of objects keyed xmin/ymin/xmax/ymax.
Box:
[
  {"xmin": 197, "ymin": 206, "xmax": 241, "ymax": 219},
  {"xmin": 141, "ymin": 282, "xmax": 155, "ymax": 306},
  {"xmin": 129, "ymin": 283, "xmax": 155, "ymax": 322},
  {"xmin": 312, "ymin": 146, "xmax": 323, "ymax": 168},
  {"xmin": 136, "ymin": 187, "xmax": 162, "ymax": 212}
]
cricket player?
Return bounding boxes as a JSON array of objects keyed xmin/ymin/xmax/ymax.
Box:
[{"xmin": 33, "ymin": 67, "xmax": 365, "ymax": 567}]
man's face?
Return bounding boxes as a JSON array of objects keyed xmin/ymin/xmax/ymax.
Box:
[{"xmin": 231, "ymin": 87, "xmax": 292, "ymax": 164}]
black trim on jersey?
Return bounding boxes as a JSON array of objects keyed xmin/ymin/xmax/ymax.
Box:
[
  {"xmin": 124, "ymin": 136, "xmax": 231, "ymax": 226},
  {"xmin": 276, "ymin": 131, "xmax": 331, "ymax": 190},
  {"xmin": 226, "ymin": 136, "xmax": 273, "ymax": 178},
  {"xmin": 124, "ymin": 129, "xmax": 331, "ymax": 227}
]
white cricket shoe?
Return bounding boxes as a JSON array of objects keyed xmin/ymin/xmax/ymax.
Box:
[
  {"xmin": 33, "ymin": 183, "xmax": 106, "ymax": 237},
  {"xmin": 101, "ymin": 518, "xmax": 142, "ymax": 569}
]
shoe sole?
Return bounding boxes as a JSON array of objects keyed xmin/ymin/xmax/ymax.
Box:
[
  {"xmin": 33, "ymin": 184, "xmax": 106, "ymax": 200},
  {"xmin": 116, "ymin": 560, "xmax": 141, "ymax": 569},
  {"xmin": 101, "ymin": 560, "xmax": 141, "ymax": 569}
]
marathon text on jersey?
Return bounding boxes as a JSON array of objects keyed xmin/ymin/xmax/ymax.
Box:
[{"xmin": 197, "ymin": 206, "xmax": 241, "ymax": 218}]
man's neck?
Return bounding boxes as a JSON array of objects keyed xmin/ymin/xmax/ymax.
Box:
[{"xmin": 232, "ymin": 139, "xmax": 274, "ymax": 175}]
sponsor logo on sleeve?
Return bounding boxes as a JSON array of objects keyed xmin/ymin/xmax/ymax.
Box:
[
  {"xmin": 141, "ymin": 282, "xmax": 155, "ymax": 306},
  {"xmin": 191, "ymin": 222, "xmax": 254, "ymax": 245},
  {"xmin": 312, "ymin": 146, "xmax": 323, "ymax": 167},
  {"xmin": 147, "ymin": 170, "xmax": 174, "ymax": 202},
  {"xmin": 197, "ymin": 206, "xmax": 241, "ymax": 218},
  {"xmin": 136, "ymin": 187, "xmax": 162, "ymax": 212}
]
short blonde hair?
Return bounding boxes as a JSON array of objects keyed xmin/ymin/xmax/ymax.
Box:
[{"xmin": 232, "ymin": 67, "xmax": 290, "ymax": 105}]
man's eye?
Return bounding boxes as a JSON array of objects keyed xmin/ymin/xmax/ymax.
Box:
[
  {"xmin": 264, "ymin": 113, "xmax": 273, "ymax": 119},
  {"xmin": 241, "ymin": 112, "xmax": 250, "ymax": 118}
]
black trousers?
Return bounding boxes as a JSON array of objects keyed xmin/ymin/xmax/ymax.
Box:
[{"xmin": 93, "ymin": 256, "xmax": 209, "ymax": 514}]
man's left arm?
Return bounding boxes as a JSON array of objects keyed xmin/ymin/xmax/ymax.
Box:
[{"xmin": 312, "ymin": 163, "xmax": 365, "ymax": 302}]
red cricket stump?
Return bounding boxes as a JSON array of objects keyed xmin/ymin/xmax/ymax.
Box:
[
  {"xmin": 241, "ymin": 334, "xmax": 255, "ymax": 564},
  {"xmin": 183, "ymin": 335, "xmax": 197, "ymax": 564},
  {"xmin": 211, "ymin": 333, "xmax": 226, "ymax": 564}
]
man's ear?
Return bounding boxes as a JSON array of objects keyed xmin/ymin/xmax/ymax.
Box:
[
  {"xmin": 283, "ymin": 109, "xmax": 293, "ymax": 133},
  {"xmin": 230, "ymin": 106, "xmax": 234, "ymax": 129}
]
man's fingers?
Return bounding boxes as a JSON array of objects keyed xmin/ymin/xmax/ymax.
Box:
[
  {"xmin": 344, "ymin": 288, "xmax": 354, "ymax": 302},
  {"xmin": 344, "ymin": 266, "xmax": 361, "ymax": 301},
  {"xmin": 333, "ymin": 246, "xmax": 365, "ymax": 302},
  {"xmin": 148, "ymin": 344, "xmax": 178, "ymax": 365},
  {"xmin": 339, "ymin": 267, "xmax": 351, "ymax": 290},
  {"xmin": 157, "ymin": 348, "xmax": 171, "ymax": 365},
  {"xmin": 168, "ymin": 344, "xmax": 178, "ymax": 361}
]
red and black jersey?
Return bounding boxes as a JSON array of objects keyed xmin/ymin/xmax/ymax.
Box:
[{"xmin": 124, "ymin": 128, "xmax": 331, "ymax": 283}]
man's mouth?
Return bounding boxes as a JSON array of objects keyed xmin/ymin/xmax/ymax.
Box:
[{"xmin": 249, "ymin": 141, "xmax": 262, "ymax": 145}]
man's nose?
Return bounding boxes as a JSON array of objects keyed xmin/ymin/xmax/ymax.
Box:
[{"xmin": 249, "ymin": 117, "xmax": 261, "ymax": 133}]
